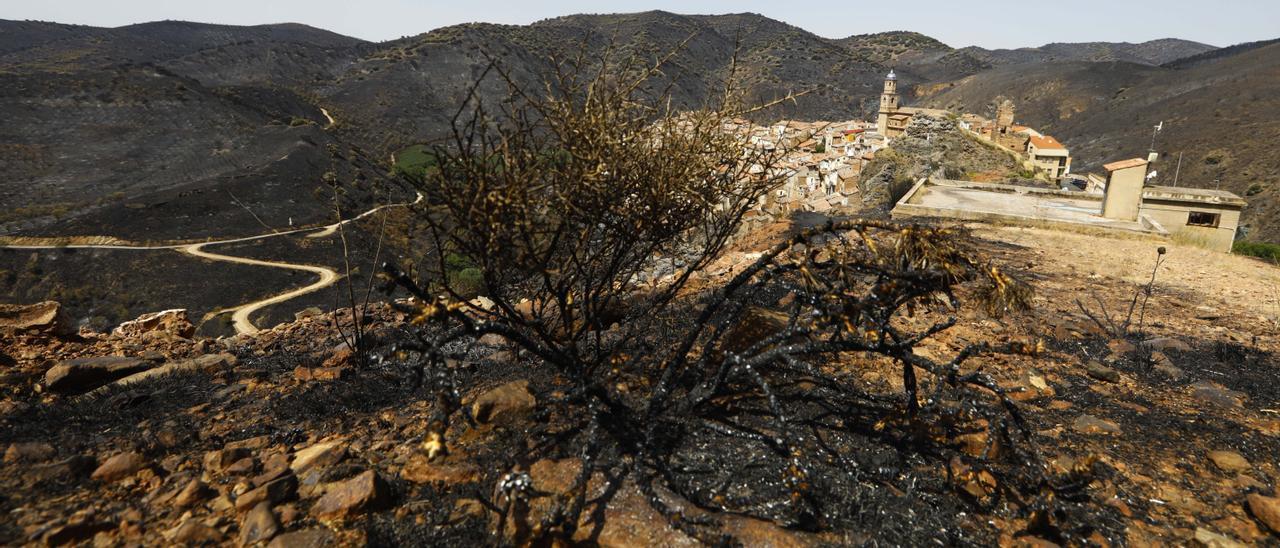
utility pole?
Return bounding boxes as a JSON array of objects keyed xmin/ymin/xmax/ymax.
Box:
[{"xmin": 1172, "ymin": 152, "xmax": 1183, "ymax": 187}]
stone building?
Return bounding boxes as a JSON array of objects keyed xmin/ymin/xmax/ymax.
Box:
[{"xmin": 875, "ymin": 70, "xmax": 949, "ymax": 139}]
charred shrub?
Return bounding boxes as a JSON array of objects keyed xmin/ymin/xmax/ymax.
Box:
[{"xmin": 380, "ymin": 48, "xmax": 1098, "ymax": 544}]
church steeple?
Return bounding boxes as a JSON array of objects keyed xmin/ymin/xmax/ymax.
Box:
[{"xmin": 877, "ymin": 69, "xmax": 900, "ymax": 135}]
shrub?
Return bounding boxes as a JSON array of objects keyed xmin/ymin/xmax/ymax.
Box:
[
  {"xmin": 1234, "ymin": 240, "xmax": 1280, "ymax": 263},
  {"xmin": 380, "ymin": 45, "xmax": 1069, "ymax": 544}
]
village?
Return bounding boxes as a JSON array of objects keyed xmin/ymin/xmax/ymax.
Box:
[{"xmin": 741, "ymin": 70, "xmax": 1247, "ymax": 253}]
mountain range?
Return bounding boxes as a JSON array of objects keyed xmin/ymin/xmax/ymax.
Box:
[{"xmin": 1, "ymin": 11, "xmax": 1275, "ymax": 240}]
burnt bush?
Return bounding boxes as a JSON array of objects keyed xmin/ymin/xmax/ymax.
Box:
[{"xmin": 379, "ymin": 47, "xmax": 1105, "ymax": 544}]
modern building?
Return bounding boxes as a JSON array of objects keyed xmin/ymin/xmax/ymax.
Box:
[
  {"xmin": 892, "ymin": 159, "xmax": 1246, "ymax": 253},
  {"xmin": 1027, "ymin": 135, "xmax": 1072, "ymax": 180}
]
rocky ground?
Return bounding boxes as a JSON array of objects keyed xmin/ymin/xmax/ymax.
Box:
[{"xmin": 1, "ymin": 221, "xmax": 1279, "ymax": 546}]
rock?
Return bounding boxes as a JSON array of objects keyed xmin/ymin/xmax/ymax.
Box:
[
  {"xmin": 45, "ymin": 356, "xmax": 151, "ymax": 394},
  {"xmin": 239, "ymin": 502, "xmax": 281, "ymax": 546},
  {"xmin": 1191, "ymin": 381, "xmax": 1246, "ymax": 408},
  {"xmin": 1086, "ymin": 361, "xmax": 1121, "ymax": 383},
  {"xmin": 93, "ymin": 353, "xmax": 237, "ymax": 393},
  {"xmin": 170, "ymin": 517, "xmax": 224, "ymax": 544},
  {"xmin": 321, "ymin": 346, "xmax": 354, "ymax": 369},
  {"xmin": 477, "ymin": 333, "xmax": 506, "ymax": 346},
  {"xmin": 226, "ymin": 457, "xmax": 256, "ymax": 475},
  {"xmin": 402, "ymin": 453, "xmax": 481, "ymax": 485},
  {"xmin": 1246, "ymin": 494, "xmax": 1280, "ymax": 534},
  {"xmin": 1195, "ymin": 306, "xmax": 1222, "ymax": 320},
  {"xmin": 1072, "ymin": 414, "xmax": 1121, "ymax": 435},
  {"xmin": 112, "ymin": 309, "xmax": 195, "ymax": 339},
  {"xmin": 1208, "ymin": 451, "xmax": 1251, "ymax": 473},
  {"xmin": 291, "ymin": 441, "xmax": 346, "ymax": 474},
  {"xmin": 39, "ymin": 517, "xmax": 115, "ymax": 545},
  {"xmin": 1141, "ymin": 337, "xmax": 1192, "ymax": 352},
  {"xmin": 267, "ymin": 528, "xmax": 335, "ymax": 548},
  {"xmin": 4, "ymin": 441, "xmax": 55, "ymax": 463},
  {"xmin": 310, "ymin": 470, "xmax": 390, "ymax": 521},
  {"xmin": 174, "ymin": 478, "xmax": 211, "ymax": 508},
  {"xmin": 295, "ymin": 307, "xmax": 324, "ymax": 321},
  {"xmin": 1153, "ymin": 358, "xmax": 1185, "ymax": 381},
  {"xmin": 1194, "ymin": 527, "xmax": 1247, "ymax": 547},
  {"xmin": 293, "ymin": 366, "xmax": 348, "ymax": 382},
  {"xmin": 28, "ymin": 455, "xmax": 96, "ymax": 483},
  {"xmin": 235, "ymin": 474, "xmax": 298, "ymax": 512},
  {"xmin": 720, "ymin": 307, "xmax": 790, "ymax": 354},
  {"xmin": 91, "ymin": 452, "xmax": 148, "ymax": 483},
  {"xmin": 1106, "ymin": 338, "xmax": 1137, "ymax": 355},
  {"xmin": 205, "ymin": 447, "xmax": 252, "ymax": 474},
  {"xmin": 469, "ymin": 380, "xmax": 537, "ymax": 426},
  {"xmin": 1025, "ymin": 370, "xmax": 1049, "ymax": 390},
  {"xmin": 0, "ymin": 301, "xmax": 70, "ymax": 335}
]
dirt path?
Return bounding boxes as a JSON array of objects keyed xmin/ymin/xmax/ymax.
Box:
[
  {"xmin": 320, "ymin": 107, "xmax": 336, "ymax": 129},
  {"xmin": 1, "ymin": 192, "xmax": 422, "ymax": 335},
  {"xmin": 177, "ymin": 243, "xmax": 337, "ymax": 335}
]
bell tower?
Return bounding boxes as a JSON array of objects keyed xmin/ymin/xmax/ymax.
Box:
[{"xmin": 876, "ymin": 69, "xmax": 899, "ymax": 135}]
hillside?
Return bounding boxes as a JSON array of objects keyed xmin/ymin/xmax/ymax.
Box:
[
  {"xmin": 956, "ymin": 38, "xmax": 1216, "ymax": 68},
  {"xmin": 315, "ymin": 11, "xmax": 896, "ymax": 151},
  {"xmin": 918, "ymin": 41, "xmax": 1280, "ymax": 241},
  {"xmin": 2, "ymin": 217, "xmax": 1279, "ymax": 546}
]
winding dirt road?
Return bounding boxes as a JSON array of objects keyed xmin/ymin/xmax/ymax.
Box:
[{"xmin": 2, "ymin": 192, "xmax": 422, "ymax": 335}]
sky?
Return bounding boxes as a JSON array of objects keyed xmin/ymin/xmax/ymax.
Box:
[{"xmin": 5, "ymin": 0, "xmax": 1277, "ymax": 49}]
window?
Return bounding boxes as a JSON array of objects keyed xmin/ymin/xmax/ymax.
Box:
[{"xmin": 1187, "ymin": 211, "xmax": 1220, "ymax": 227}]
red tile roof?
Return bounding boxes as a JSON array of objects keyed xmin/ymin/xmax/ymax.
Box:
[{"xmin": 1029, "ymin": 135, "xmax": 1066, "ymax": 150}]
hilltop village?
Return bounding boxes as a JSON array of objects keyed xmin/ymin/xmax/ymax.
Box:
[{"xmin": 744, "ymin": 71, "xmax": 1247, "ymax": 253}]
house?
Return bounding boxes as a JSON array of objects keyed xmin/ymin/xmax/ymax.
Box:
[{"xmin": 1027, "ymin": 135, "xmax": 1072, "ymax": 180}]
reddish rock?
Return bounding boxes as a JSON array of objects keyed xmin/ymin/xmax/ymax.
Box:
[
  {"xmin": 170, "ymin": 518, "xmax": 224, "ymax": 544},
  {"xmin": 1208, "ymin": 451, "xmax": 1251, "ymax": 473},
  {"xmin": 468, "ymin": 380, "xmax": 537, "ymax": 425},
  {"xmin": 235, "ymin": 475, "xmax": 298, "ymax": 512},
  {"xmin": 40, "ymin": 518, "xmax": 115, "ymax": 546},
  {"xmin": 293, "ymin": 366, "xmax": 349, "ymax": 382},
  {"xmin": 267, "ymin": 528, "xmax": 335, "ymax": 548},
  {"xmin": 1106, "ymin": 338, "xmax": 1137, "ymax": 355},
  {"xmin": 174, "ymin": 478, "xmax": 211, "ymax": 508},
  {"xmin": 402, "ymin": 453, "xmax": 481, "ymax": 485},
  {"xmin": 321, "ymin": 346, "xmax": 354, "ymax": 369},
  {"xmin": 239, "ymin": 502, "xmax": 281, "ymax": 546},
  {"xmin": 205, "ymin": 447, "xmax": 252, "ymax": 474},
  {"xmin": 91, "ymin": 452, "xmax": 148, "ymax": 483},
  {"xmin": 1246, "ymin": 494, "xmax": 1280, "ymax": 535},
  {"xmin": 310, "ymin": 471, "xmax": 390, "ymax": 521},
  {"xmin": 0, "ymin": 301, "xmax": 70, "ymax": 335}
]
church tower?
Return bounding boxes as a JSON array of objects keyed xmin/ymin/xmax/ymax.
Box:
[{"xmin": 876, "ymin": 69, "xmax": 899, "ymax": 135}]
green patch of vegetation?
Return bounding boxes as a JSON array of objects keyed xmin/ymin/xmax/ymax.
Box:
[
  {"xmin": 1233, "ymin": 240, "xmax": 1280, "ymax": 263},
  {"xmin": 443, "ymin": 253, "xmax": 485, "ymax": 298},
  {"xmin": 392, "ymin": 144, "xmax": 440, "ymax": 180}
]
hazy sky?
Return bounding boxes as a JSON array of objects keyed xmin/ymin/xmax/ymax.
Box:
[{"xmin": 6, "ymin": 1, "xmax": 1276, "ymax": 49}]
